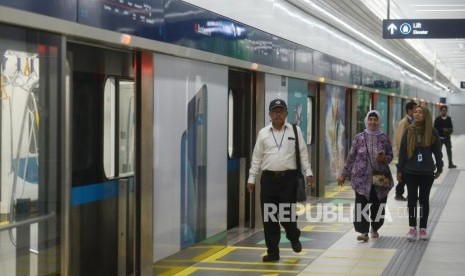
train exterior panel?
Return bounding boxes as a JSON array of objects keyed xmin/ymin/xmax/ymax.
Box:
[{"xmin": 152, "ymin": 53, "xmax": 228, "ymax": 261}]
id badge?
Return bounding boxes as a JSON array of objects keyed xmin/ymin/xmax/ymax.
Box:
[{"xmin": 417, "ymin": 153, "xmax": 423, "ymax": 162}]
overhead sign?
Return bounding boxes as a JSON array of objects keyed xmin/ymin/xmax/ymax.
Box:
[{"xmin": 383, "ymin": 19, "xmax": 465, "ymax": 39}]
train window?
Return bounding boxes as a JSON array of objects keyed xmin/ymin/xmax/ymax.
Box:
[
  {"xmin": 104, "ymin": 78, "xmax": 116, "ymax": 178},
  {"xmin": 103, "ymin": 78, "xmax": 134, "ymax": 179},
  {"xmin": 118, "ymin": 80, "xmax": 135, "ymax": 176},
  {"xmin": 307, "ymin": 96, "xmax": 313, "ymax": 144},
  {"xmin": 228, "ymin": 90, "xmax": 234, "ymax": 158}
]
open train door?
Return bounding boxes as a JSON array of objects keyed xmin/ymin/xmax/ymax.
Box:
[{"xmin": 226, "ymin": 69, "xmax": 256, "ymax": 231}]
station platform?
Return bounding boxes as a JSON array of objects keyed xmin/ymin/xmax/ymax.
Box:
[{"xmin": 171, "ymin": 135, "xmax": 465, "ymax": 276}]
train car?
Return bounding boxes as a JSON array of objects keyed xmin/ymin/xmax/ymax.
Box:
[{"xmin": 0, "ymin": 0, "xmax": 450, "ymax": 275}]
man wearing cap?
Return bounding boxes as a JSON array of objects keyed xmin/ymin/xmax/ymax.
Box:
[{"xmin": 247, "ymin": 98, "xmax": 313, "ymax": 262}]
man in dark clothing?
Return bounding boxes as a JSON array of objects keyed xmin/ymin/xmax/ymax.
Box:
[{"xmin": 433, "ymin": 105, "xmax": 457, "ymax": 168}]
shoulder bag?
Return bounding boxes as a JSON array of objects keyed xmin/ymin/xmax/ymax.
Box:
[{"xmin": 292, "ymin": 124, "xmax": 307, "ymax": 202}]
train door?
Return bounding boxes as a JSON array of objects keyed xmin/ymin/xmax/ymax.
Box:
[
  {"xmin": 227, "ymin": 69, "xmax": 255, "ymax": 230},
  {"xmin": 67, "ymin": 43, "xmax": 136, "ymax": 276}
]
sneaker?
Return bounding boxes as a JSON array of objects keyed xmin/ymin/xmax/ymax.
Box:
[
  {"xmin": 357, "ymin": 233, "xmax": 369, "ymax": 242},
  {"xmin": 419, "ymin": 228, "xmax": 428, "ymax": 240},
  {"xmin": 449, "ymin": 164, "xmax": 457, "ymax": 169},
  {"xmin": 407, "ymin": 227, "xmax": 417, "ymax": 241},
  {"xmin": 371, "ymin": 230, "xmax": 379, "ymax": 238},
  {"xmin": 395, "ymin": 195, "xmax": 407, "ymax": 201}
]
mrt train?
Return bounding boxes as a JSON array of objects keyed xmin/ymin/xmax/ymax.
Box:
[{"xmin": 0, "ymin": 0, "xmax": 447, "ymax": 275}]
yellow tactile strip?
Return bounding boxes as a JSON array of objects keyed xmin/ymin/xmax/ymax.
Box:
[
  {"xmin": 297, "ymin": 248, "xmax": 396, "ymax": 276},
  {"xmin": 325, "ymin": 185, "xmax": 352, "ymax": 198},
  {"xmin": 175, "ymin": 246, "xmax": 323, "ymax": 275}
]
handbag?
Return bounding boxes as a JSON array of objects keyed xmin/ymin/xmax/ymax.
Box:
[
  {"xmin": 292, "ymin": 124, "xmax": 307, "ymax": 202},
  {"xmin": 364, "ymin": 135, "xmax": 391, "ymax": 188},
  {"xmin": 371, "ymin": 171, "xmax": 391, "ymax": 187}
]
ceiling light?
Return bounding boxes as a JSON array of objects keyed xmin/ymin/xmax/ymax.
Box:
[
  {"xmin": 358, "ymin": 0, "xmax": 451, "ymax": 90},
  {"xmin": 413, "ymin": 9, "xmax": 465, "ymax": 12},
  {"xmin": 305, "ymin": 1, "xmax": 434, "ymax": 82}
]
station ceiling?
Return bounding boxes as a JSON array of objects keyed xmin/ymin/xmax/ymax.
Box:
[{"xmin": 288, "ymin": 0, "xmax": 465, "ymax": 94}]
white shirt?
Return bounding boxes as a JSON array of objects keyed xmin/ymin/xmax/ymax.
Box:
[{"xmin": 247, "ymin": 122, "xmax": 313, "ymax": 184}]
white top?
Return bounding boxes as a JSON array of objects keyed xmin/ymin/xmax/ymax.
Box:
[{"xmin": 247, "ymin": 122, "xmax": 313, "ymax": 184}]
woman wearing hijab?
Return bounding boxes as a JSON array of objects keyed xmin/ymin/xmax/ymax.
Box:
[
  {"xmin": 397, "ymin": 105, "xmax": 443, "ymax": 241},
  {"xmin": 337, "ymin": 110, "xmax": 394, "ymax": 242}
]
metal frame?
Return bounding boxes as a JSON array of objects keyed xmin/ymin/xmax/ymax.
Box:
[
  {"xmin": 61, "ymin": 45, "xmax": 73, "ymax": 276},
  {"xmin": 136, "ymin": 51, "xmax": 154, "ymax": 275}
]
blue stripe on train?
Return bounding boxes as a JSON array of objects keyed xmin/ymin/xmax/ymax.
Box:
[{"xmin": 71, "ymin": 180, "xmax": 119, "ymax": 206}]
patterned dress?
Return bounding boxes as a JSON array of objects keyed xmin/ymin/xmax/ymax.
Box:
[{"xmin": 342, "ymin": 131, "xmax": 394, "ymax": 200}]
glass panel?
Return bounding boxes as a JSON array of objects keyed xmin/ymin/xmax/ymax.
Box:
[
  {"xmin": 0, "ymin": 24, "xmax": 62, "ymax": 275},
  {"xmin": 306, "ymin": 96, "xmax": 313, "ymax": 144},
  {"xmin": 378, "ymin": 94, "xmax": 389, "ymax": 133},
  {"xmin": 227, "ymin": 90, "xmax": 233, "ymax": 158},
  {"xmin": 356, "ymin": 90, "xmax": 370, "ymax": 133},
  {"xmin": 103, "ymin": 78, "xmax": 134, "ymax": 178},
  {"xmin": 103, "ymin": 78, "xmax": 116, "ymax": 178},
  {"xmin": 324, "ymin": 84, "xmax": 347, "ymax": 185},
  {"xmin": 2, "ymin": 50, "xmax": 40, "ymax": 216},
  {"xmin": 118, "ymin": 80, "xmax": 134, "ymax": 176}
]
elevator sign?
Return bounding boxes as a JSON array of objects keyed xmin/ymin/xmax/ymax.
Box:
[{"xmin": 383, "ymin": 19, "xmax": 465, "ymax": 39}]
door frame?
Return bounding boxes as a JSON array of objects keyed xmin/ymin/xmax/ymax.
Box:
[
  {"xmin": 64, "ymin": 42, "xmax": 143, "ymax": 275},
  {"xmin": 135, "ymin": 51, "xmax": 154, "ymax": 275}
]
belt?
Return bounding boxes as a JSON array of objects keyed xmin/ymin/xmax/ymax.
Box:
[{"xmin": 263, "ymin": 170, "xmax": 296, "ymax": 177}]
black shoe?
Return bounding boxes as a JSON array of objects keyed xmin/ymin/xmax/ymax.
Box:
[
  {"xmin": 263, "ymin": 254, "xmax": 280, "ymax": 262},
  {"xmin": 291, "ymin": 240, "xmax": 302, "ymax": 253},
  {"xmin": 357, "ymin": 233, "xmax": 369, "ymax": 242},
  {"xmin": 449, "ymin": 164, "xmax": 457, "ymax": 169},
  {"xmin": 395, "ymin": 195, "xmax": 407, "ymax": 201}
]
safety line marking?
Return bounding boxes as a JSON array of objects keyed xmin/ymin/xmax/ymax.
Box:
[{"xmin": 173, "ymin": 266, "xmax": 299, "ymax": 275}]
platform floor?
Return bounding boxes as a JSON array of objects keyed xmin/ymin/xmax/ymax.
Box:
[{"xmin": 171, "ymin": 135, "xmax": 465, "ymax": 276}]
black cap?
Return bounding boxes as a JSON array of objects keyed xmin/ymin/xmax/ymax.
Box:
[{"xmin": 269, "ymin": 99, "xmax": 287, "ymax": 111}]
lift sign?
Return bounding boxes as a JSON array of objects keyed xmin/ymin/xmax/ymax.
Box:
[{"xmin": 383, "ymin": 19, "xmax": 465, "ymax": 39}]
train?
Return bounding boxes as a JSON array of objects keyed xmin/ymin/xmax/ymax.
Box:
[{"xmin": 0, "ymin": 0, "xmax": 452, "ymax": 275}]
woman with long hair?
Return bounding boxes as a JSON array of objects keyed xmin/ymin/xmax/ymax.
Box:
[{"xmin": 397, "ymin": 105, "xmax": 443, "ymax": 241}]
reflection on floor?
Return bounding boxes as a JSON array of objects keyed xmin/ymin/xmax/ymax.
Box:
[{"xmin": 156, "ymin": 185, "xmax": 355, "ymax": 276}]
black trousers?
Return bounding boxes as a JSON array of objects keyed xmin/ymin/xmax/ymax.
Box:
[
  {"xmin": 353, "ymin": 188, "xmax": 387, "ymax": 234},
  {"xmin": 440, "ymin": 138, "xmax": 454, "ymax": 165},
  {"xmin": 260, "ymin": 170, "xmax": 299, "ymax": 257},
  {"xmin": 404, "ymin": 173, "xmax": 434, "ymax": 228}
]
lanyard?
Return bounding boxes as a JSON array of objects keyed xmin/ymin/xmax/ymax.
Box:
[{"xmin": 271, "ymin": 128, "xmax": 286, "ymax": 151}]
